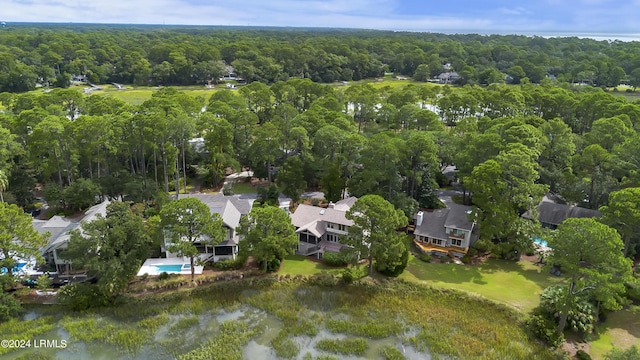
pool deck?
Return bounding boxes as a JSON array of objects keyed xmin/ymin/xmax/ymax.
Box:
[{"xmin": 137, "ymin": 257, "xmax": 204, "ymax": 276}]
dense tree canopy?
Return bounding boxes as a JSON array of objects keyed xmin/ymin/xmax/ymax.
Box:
[
  {"xmin": 64, "ymin": 202, "xmax": 154, "ymax": 301},
  {"xmin": 0, "ymin": 203, "xmax": 48, "ymax": 278},
  {"xmin": 547, "ymin": 218, "xmax": 632, "ymax": 335},
  {"xmin": 237, "ymin": 205, "xmax": 298, "ymax": 271},
  {"xmin": 345, "ymin": 195, "xmax": 408, "ymax": 276}
]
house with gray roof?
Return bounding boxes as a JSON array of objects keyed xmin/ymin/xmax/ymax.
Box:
[
  {"xmin": 169, "ymin": 194, "xmax": 254, "ymax": 262},
  {"xmin": 290, "ymin": 197, "xmax": 357, "ymax": 257},
  {"xmin": 33, "ymin": 199, "xmax": 110, "ymax": 273},
  {"xmin": 413, "ymin": 201, "xmax": 477, "ymax": 258},
  {"xmin": 522, "ymin": 202, "xmax": 601, "ymax": 230}
]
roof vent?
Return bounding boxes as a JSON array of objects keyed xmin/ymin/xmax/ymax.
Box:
[{"xmin": 319, "ymin": 209, "xmax": 326, "ymax": 215}]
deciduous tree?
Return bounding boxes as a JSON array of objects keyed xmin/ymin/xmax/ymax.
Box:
[
  {"xmin": 159, "ymin": 197, "xmax": 226, "ymax": 282},
  {"xmin": 345, "ymin": 195, "xmax": 408, "ymax": 276},
  {"xmin": 237, "ymin": 206, "xmax": 298, "ymax": 271},
  {"xmin": 547, "ymin": 218, "xmax": 632, "ymax": 335},
  {"xmin": 65, "ymin": 202, "xmax": 153, "ymax": 301},
  {"xmin": 0, "ymin": 203, "xmax": 48, "ymax": 278}
]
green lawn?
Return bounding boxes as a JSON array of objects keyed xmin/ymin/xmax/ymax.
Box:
[
  {"xmin": 400, "ymin": 256, "xmax": 564, "ymax": 312},
  {"xmin": 589, "ymin": 305, "xmax": 640, "ymax": 359},
  {"xmin": 279, "ymin": 254, "xmax": 370, "ymax": 278},
  {"xmin": 279, "ymin": 255, "xmax": 345, "ymax": 276},
  {"xmin": 89, "ymin": 84, "xmax": 219, "ymax": 105},
  {"xmin": 281, "ymin": 255, "xmax": 561, "ymax": 312},
  {"xmin": 231, "ymin": 182, "xmax": 257, "ymax": 194}
]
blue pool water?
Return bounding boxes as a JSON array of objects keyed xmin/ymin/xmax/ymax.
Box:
[
  {"xmin": 154, "ymin": 264, "xmax": 184, "ymax": 273},
  {"xmin": 1, "ymin": 262, "xmax": 26, "ymax": 274},
  {"xmin": 533, "ymin": 237, "xmax": 548, "ymax": 247}
]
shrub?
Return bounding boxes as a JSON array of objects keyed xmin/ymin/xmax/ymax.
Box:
[
  {"xmin": 605, "ymin": 345, "xmax": 639, "ymax": 360},
  {"xmin": 212, "ymin": 256, "xmax": 247, "ymax": 271},
  {"xmin": 36, "ymin": 274, "xmax": 53, "ymax": 291},
  {"xmin": 341, "ymin": 267, "xmax": 355, "ymax": 284},
  {"xmin": 222, "ymin": 183, "xmax": 234, "ymax": 196},
  {"xmin": 461, "ymin": 255, "xmax": 470, "ymax": 264},
  {"xmin": 467, "ymin": 247, "xmax": 478, "ymax": 257},
  {"xmin": 418, "ymin": 253, "xmax": 432, "ymax": 263},
  {"xmin": 322, "ymin": 252, "xmax": 347, "ymax": 267},
  {"xmin": 526, "ymin": 314, "xmax": 564, "ymax": 348},
  {"xmin": 266, "ymin": 258, "xmax": 281, "ymax": 273},
  {"xmin": 472, "ymin": 238, "xmax": 493, "ymax": 253},
  {"xmin": 576, "ymin": 349, "xmax": 592, "ymax": 360},
  {"xmin": 0, "ymin": 292, "xmax": 22, "ymax": 321},
  {"xmin": 158, "ymin": 272, "xmax": 170, "ymax": 281},
  {"xmin": 376, "ymin": 249, "xmax": 409, "ymax": 277}
]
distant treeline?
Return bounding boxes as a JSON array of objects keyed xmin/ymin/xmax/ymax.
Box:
[{"xmin": 1, "ymin": 25, "xmax": 640, "ymax": 91}]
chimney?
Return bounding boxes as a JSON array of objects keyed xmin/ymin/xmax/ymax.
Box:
[
  {"xmin": 328, "ymin": 202, "xmax": 335, "ymax": 209},
  {"xmin": 416, "ymin": 211, "xmax": 424, "ymax": 227}
]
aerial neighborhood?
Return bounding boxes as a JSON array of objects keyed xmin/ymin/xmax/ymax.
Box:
[{"xmin": 1, "ymin": 24, "xmax": 640, "ymax": 360}]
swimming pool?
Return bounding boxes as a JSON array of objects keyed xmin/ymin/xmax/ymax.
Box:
[
  {"xmin": 137, "ymin": 258, "xmax": 202, "ymax": 276},
  {"xmin": 153, "ymin": 264, "xmax": 191, "ymax": 273},
  {"xmin": 0, "ymin": 262, "xmax": 26, "ymax": 274},
  {"xmin": 533, "ymin": 237, "xmax": 548, "ymax": 247}
]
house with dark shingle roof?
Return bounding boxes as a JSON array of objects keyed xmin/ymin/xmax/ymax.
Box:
[
  {"xmin": 413, "ymin": 201, "xmax": 477, "ymax": 258},
  {"xmin": 522, "ymin": 202, "xmax": 601, "ymax": 230},
  {"xmin": 290, "ymin": 197, "xmax": 357, "ymax": 257}
]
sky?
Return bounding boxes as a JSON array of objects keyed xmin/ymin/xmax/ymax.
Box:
[{"xmin": 3, "ymin": 0, "xmax": 640, "ymax": 36}]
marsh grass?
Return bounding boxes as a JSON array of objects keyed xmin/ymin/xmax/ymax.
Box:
[
  {"xmin": 271, "ymin": 329, "xmax": 300, "ymax": 358},
  {"xmin": 0, "ymin": 316, "xmax": 57, "ymax": 356},
  {"xmin": 62, "ymin": 317, "xmax": 150, "ymax": 354},
  {"xmin": 6, "ymin": 276, "xmax": 557, "ymax": 359},
  {"xmin": 179, "ymin": 321, "xmax": 259, "ymax": 360},
  {"xmin": 325, "ymin": 317, "xmax": 405, "ymax": 338},
  {"xmin": 137, "ymin": 312, "xmax": 169, "ymax": 332},
  {"xmin": 381, "ymin": 345, "xmax": 405, "ymax": 360},
  {"xmin": 316, "ymin": 338, "xmax": 368, "ymax": 355},
  {"xmin": 169, "ymin": 315, "xmax": 200, "ymax": 335}
]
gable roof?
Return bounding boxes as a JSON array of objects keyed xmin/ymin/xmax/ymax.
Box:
[
  {"xmin": 414, "ymin": 202, "xmax": 475, "ymax": 240},
  {"xmin": 179, "ymin": 193, "xmax": 253, "ymax": 215},
  {"xmin": 443, "ymin": 202, "xmax": 475, "ymax": 230},
  {"xmin": 414, "ymin": 209, "xmax": 449, "ymax": 240},
  {"xmin": 291, "ymin": 204, "xmax": 354, "ymax": 228},
  {"xmin": 36, "ymin": 199, "xmax": 111, "ymax": 254},
  {"xmin": 524, "ymin": 202, "xmax": 601, "ymax": 226},
  {"xmin": 291, "ymin": 197, "xmax": 358, "ymax": 237},
  {"xmin": 179, "ymin": 194, "xmax": 246, "ymax": 230}
]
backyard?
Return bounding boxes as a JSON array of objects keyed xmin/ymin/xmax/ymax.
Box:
[
  {"xmin": 279, "ymin": 254, "xmax": 640, "ymax": 359},
  {"xmin": 282, "ymin": 254, "xmax": 562, "ymax": 312},
  {"xmin": 399, "ymin": 256, "xmax": 564, "ymax": 312}
]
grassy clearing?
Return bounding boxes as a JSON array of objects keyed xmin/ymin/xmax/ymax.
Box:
[
  {"xmin": 400, "ymin": 256, "xmax": 564, "ymax": 312},
  {"xmin": 230, "ymin": 181, "xmax": 257, "ymax": 194},
  {"xmin": 90, "ymin": 84, "xmax": 218, "ymax": 105},
  {"xmin": 278, "ymin": 255, "xmax": 369, "ymax": 278},
  {"xmin": 589, "ymin": 305, "xmax": 640, "ymax": 359}
]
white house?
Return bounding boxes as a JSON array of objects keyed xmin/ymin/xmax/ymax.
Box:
[
  {"xmin": 413, "ymin": 201, "xmax": 477, "ymax": 258},
  {"xmin": 33, "ymin": 199, "xmax": 110, "ymax": 273},
  {"xmin": 290, "ymin": 197, "xmax": 357, "ymax": 257},
  {"xmin": 164, "ymin": 194, "xmax": 253, "ymax": 263}
]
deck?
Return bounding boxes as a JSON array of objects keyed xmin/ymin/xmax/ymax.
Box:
[{"xmin": 413, "ymin": 239, "xmax": 468, "ymax": 257}]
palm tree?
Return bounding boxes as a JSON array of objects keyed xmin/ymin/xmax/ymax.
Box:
[{"xmin": 0, "ymin": 169, "xmax": 8, "ymax": 203}]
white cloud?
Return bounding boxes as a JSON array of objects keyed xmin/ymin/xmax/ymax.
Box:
[{"xmin": 0, "ymin": 0, "xmax": 637, "ymax": 32}]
